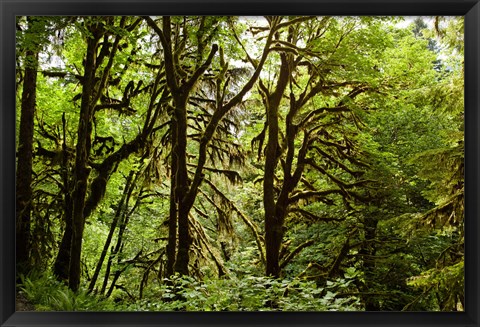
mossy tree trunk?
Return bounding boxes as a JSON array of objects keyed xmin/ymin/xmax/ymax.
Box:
[
  {"xmin": 145, "ymin": 16, "xmax": 274, "ymax": 277},
  {"xmin": 16, "ymin": 17, "xmax": 40, "ymax": 276},
  {"xmin": 68, "ymin": 23, "xmax": 103, "ymax": 291},
  {"xmin": 263, "ymin": 52, "xmax": 291, "ymax": 278}
]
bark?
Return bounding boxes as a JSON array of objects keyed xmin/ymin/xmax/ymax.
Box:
[
  {"xmin": 68, "ymin": 27, "xmax": 101, "ymax": 291},
  {"xmin": 53, "ymin": 216, "xmax": 72, "ymax": 281},
  {"xmin": 16, "ymin": 18, "xmax": 39, "ymax": 274},
  {"xmin": 166, "ymin": 113, "xmax": 178, "ymax": 276},
  {"xmin": 173, "ymin": 97, "xmax": 191, "ymax": 275},
  {"xmin": 54, "ymin": 78, "xmax": 152, "ymax": 283},
  {"xmin": 261, "ymin": 19, "xmax": 363, "ymax": 277},
  {"xmin": 53, "ymin": 113, "xmax": 74, "ymax": 281},
  {"xmin": 53, "ymin": 17, "xmax": 159, "ymax": 286},
  {"xmin": 171, "ymin": 38, "xmax": 218, "ymax": 276},
  {"xmin": 145, "ymin": 16, "xmax": 185, "ymax": 276},
  {"xmin": 264, "ymin": 53, "xmax": 291, "ymax": 277}
]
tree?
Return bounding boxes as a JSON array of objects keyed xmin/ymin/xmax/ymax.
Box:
[
  {"xmin": 402, "ymin": 16, "xmax": 464, "ymax": 311},
  {"xmin": 254, "ymin": 17, "xmax": 391, "ymax": 278},
  {"xmin": 16, "ymin": 16, "xmax": 65, "ymax": 274},
  {"xmin": 49, "ymin": 16, "xmax": 162, "ymax": 290},
  {"xmin": 15, "ymin": 15, "xmax": 464, "ymax": 311},
  {"xmin": 144, "ymin": 16, "xmax": 276, "ymax": 276},
  {"xmin": 16, "ymin": 16, "xmax": 41, "ymax": 275}
]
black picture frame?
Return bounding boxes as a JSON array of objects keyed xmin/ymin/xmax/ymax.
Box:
[{"xmin": 1, "ymin": 1, "xmax": 478, "ymax": 326}]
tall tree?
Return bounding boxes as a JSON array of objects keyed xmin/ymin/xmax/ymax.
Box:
[
  {"xmin": 49, "ymin": 16, "xmax": 167, "ymax": 288},
  {"xmin": 145, "ymin": 16, "xmax": 276, "ymax": 276},
  {"xmin": 16, "ymin": 17, "xmax": 41, "ymax": 275},
  {"xmin": 67, "ymin": 18, "xmax": 106, "ymax": 290},
  {"xmin": 256, "ymin": 17, "xmax": 382, "ymax": 277},
  {"xmin": 53, "ymin": 16, "xmax": 149, "ymax": 290},
  {"xmin": 14, "ymin": 16, "xmax": 464, "ymax": 310}
]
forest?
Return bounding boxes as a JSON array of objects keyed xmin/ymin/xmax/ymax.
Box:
[{"xmin": 15, "ymin": 15, "xmax": 464, "ymax": 312}]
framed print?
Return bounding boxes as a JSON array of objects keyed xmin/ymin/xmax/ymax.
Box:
[{"xmin": 1, "ymin": 0, "xmax": 478, "ymax": 326}]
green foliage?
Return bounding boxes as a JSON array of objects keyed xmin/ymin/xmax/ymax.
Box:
[
  {"xmin": 16, "ymin": 15, "xmax": 464, "ymax": 312},
  {"xmin": 18, "ymin": 272, "xmax": 118, "ymax": 311},
  {"xmin": 127, "ymin": 274, "xmax": 360, "ymax": 311},
  {"xmin": 407, "ymin": 260, "xmax": 464, "ymax": 311},
  {"xmin": 14, "ymin": 244, "xmax": 363, "ymax": 312}
]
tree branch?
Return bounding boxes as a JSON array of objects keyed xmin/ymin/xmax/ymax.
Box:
[{"xmin": 279, "ymin": 240, "xmax": 314, "ymax": 269}]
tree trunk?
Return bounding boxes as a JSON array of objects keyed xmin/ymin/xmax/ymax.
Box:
[
  {"xmin": 166, "ymin": 114, "xmax": 178, "ymax": 276},
  {"xmin": 101, "ymin": 179, "xmax": 136, "ymax": 294},
  {"xmin": 53, "ymin": 216, "xmax": 73, "ymax": 281},
  {"xmin": 87, "ymin": 171, "xmax": 134, "ymax": 293},
  {"xmin": 173, "ymin": 96, "xmax": 191, "ymax": 276},
  {"xmin": 53, "ymin": 113, "xmax": 74, "ymax": 281},
  {"xmin": 359, "ymin": 217, "xmax": 380, "ymax": 311},
  {"xmin": 68, "ymin": 29, "xmax": 100, "ymax": 291},
  {"xmin": 16, "ymin": 19, "xmax": 39, "ymax": 274},
  {"xmin": 263, "ymin": 53, "xmax": 290, "ymax": 278},
  {"xmin": 264, "ymin": 110, "xmax": 281, "ymax": 277}
]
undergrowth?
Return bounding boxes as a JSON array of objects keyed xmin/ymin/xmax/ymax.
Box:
[
  {"xmin": 17, "ymin": 271, "xmax": 119, "ymax": 311},
  {"xmin": 17, "ymin": 271, "xmax": 362, "ymax": 311}
]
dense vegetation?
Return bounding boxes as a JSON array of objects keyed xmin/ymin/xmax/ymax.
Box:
[{"xmin": 15, "ymin": 16, "xmax": 464, "ymax": 311}]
